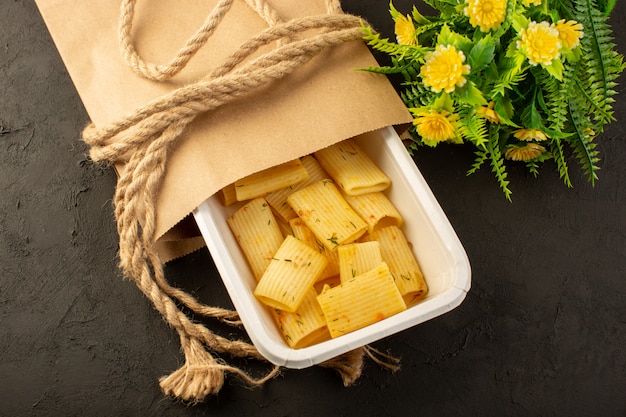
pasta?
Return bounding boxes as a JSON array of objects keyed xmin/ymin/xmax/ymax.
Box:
[
  {"xmin": 289, "ymin": 217, "xmax": 340, "ymax": 281},
  {"xmin": 337, "ymin": 241, "xmax": 382, "ymax": 282},
  {"xmin": 287, "ymin": 179, "xmax": 368, "ymax": 251},
  {"xmin": 270, "ymin": 288, "xmax": 330, "ymax": 348},
  {"xmin": 234, "ymin": 159, "xmax": 308, "ymax": 202},
  {"xmin": 254, "ymin": 235, "xmax": 328, "ymax": 312},
  {"xmin": 371, "ymin": 225, "xmax": 428, "ymax": 305},
  {"xmin": 343, "ymin": 191, "xmax": 403, "ymax": 233},
  {"xmin": 223, "ymin": 136, "xmax": 430, "ymax": 348},
  {"xmin": 275, "ymin": 214, "xmax": 294, "ymax": 238},
  {"xmin": 316, "ymin": 262, "xmax": 407, "ymax": 338},
  {"xmin": 226, "ymin": 197, "xmax": 284, "ymax": 281},
  {"xmin": 218, "ymin": 183, "xmax": 238, "ymax": 206},
  {"xmin": 265, "ymin": 155, "xmax": 330, "ymax": 222},
  {"xmin": 314, "ymin": 139, "xmax": 390, "ymax": 195}
]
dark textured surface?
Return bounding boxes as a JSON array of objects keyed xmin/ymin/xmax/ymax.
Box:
[{"xmin": 1, "ymin": 1, "xmax": 624, "ymax": 416}]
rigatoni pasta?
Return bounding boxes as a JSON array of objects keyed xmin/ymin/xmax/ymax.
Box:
[
  {"xmin": 265, "ymin": 155, "xmax": 330, "ymax": 222},
  {"xmin": 287, "ymin": 179, "xmax": 368, "ymax": 251},
  {"xmin": 316, "ymin": 262, "xmax": 407, "ymax": 338},
  {"xmin": 314, "ymin": 139, "xmax": 390, "ymax": 195},
  {"xmin": 224, "ymin": 136, "xmax": 430, "ymax": 348},
  {"xmin": 372, "ymin": 225, "xmax": 428, "ymax": 305},
  {"xmin": 337, "ymin": 241, "xmax": 382, "ymax": 282},
  {"xmin": 218, "ymin": 183, "xmax": 238, "ymax": 206},
  {"xmin": 234, "ymin": 159, "xmax": 308, "ymax": 201},
  {"xmin": 270, "ymin": 288, "xmax": 330, "ymax": 348},
  {"xmin": 289, "ymin": 217, "xmax": 340, "ymax": 281},
  {"xmin": 226, "ymin": 198, "xmax": 284, "ymax": 281},
  {"xmin": 343, "ymin": 191, "xmax": 403, "ymax": 233},
  {"xmin": 254, "ymin": 235, "xmax": 328, "ymax": 312}
]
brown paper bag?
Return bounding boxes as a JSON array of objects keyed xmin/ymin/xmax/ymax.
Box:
[
  {"xmin": 35, "ymin": 0, "xmax": 412, "ymax": 261},
  {"xmin": 35, "ymin": 0, "xmax": 413, "ymax": 401}
]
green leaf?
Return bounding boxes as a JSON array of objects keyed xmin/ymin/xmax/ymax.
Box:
[
  {"xmin": 520, "ymin": 94, "xmax": 543, "ymax": 129},
  {"xmin": 493, "ymin": 96, "xmax": 520, "ymax": 127},
  {"xmin": 388, "ymin": 1, "xmax": 402, "ymax": 20},
  {"xmin": 437, "ymin": 24, "xmax": 473, "ymax": 52},
  {"xmin": 432, "ymin": 92, "xmax": 454, "ymax": 112},
  {"xmin": 509, "ymin": 11, "xmax": 530, "ymax": 32},
  {"xmin": 468, "ymin": 34, "xmax": 496, "ymax": 72},
  {"xmin": 487, "ymin": 139, "xmax": 513, "ymax": 201},
  {"xmin": 411, "ymin": 4, "xmax": 431, "ymax": 24},
  {"xmin": 456, "ymin": 81, "xmax": 488, "ymax": 106},
  {"xmin": 467, "ymin": 148, "xmax": 488, "ymax": 175},
  {"xmin": 458, "ymin": 108, "xmax": 489, "ymax": 149},
  {"xmin": 543, "ymin": 58, "xmax": 564, "ymax": 80}
]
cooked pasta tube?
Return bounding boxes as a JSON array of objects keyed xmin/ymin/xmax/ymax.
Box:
[
  {"xmin": 372, "ymin": 225, "xmax": 428, "ymax": 305},
  {"xmin": 265, "ymin": 155, "xmax": 330, "ymax": 222},
  {"xmin": 337, "ymin": 241, "xmax": 382, "ymax": 282},
  {"xmin": 226, "ymin": 198, "xmax": 284, "ymax": 281},
  {"xmin": 218, "ymin": 183, "xmax": 238, "ymax": 206},
  {"xmin": 270, "ymin": 288, "xmax": 330, "ymax": 348},
  {"xmin": 317, "ymin": 262, "xmax": 407, "ymax": 338},
  {"xmin": 289, "ymin": 217, "xmax": 340, "ymax": 281},
  {"xmin": 343, "ymin": 191, "xmax": 403, "ymax": 233},
  {"xmin": 313, "ymin": 275, "xmax": 341, "ymax": 294},
  {"xmin": 234, "ymin": 159, "xmax": 308, "ymax": 201},
  {"xmin": 314, "ymin": 138, "xmax": 390, "ymax": 195},
  {"xmin": 254, "ymin": 235, "xmax": 328, "ymax": 312},
  {"xmin": 274, "ymin": 214, "xmax": 294, "ymax": 238},
  {"xmin": 287, "ymin": 179, "xmax": 368, "ymax": 251}
]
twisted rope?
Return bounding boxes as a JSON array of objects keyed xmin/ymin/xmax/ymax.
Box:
[{"xmin": 82, "ymin": 0, "xmax": 391, "ymax": 402}]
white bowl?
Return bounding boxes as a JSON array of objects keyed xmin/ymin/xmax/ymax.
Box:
[{"xmin": 193, "ymin": 126, "xmax": 471, "ymax": 368}]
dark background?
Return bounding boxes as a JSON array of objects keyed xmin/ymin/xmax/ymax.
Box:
[{"xmin": 1, "ymin": 1, "xmax": 624, "ymax": 416}]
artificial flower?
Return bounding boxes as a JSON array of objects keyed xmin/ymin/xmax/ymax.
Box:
[
  {"xmin": 505, "ymin": 143, "xmax": 547, "ymax": 161},
  {"xmin": 413, "ymin": 109, "xmax": 459, "ymax": 142},
  {"xmin": 362, "ymin": 0, "xmax": 624, "ymax": 199},
  {"xmin": 555, "ymin": 19, "xmax": 584, "ymax": 50},
  {"xmin": 513, "ymin": 128, "xmax": 549, "ymax": 141},
  {"xmin": 464, "ymin": 0, "xmax": 507, "ymax": 32},
  {"xmin": 477, "ymin": 101, "xmax": 501, "ymax": 123},
  {"xmin": 395, "ymin": 14, "xmax": 417, "ymax": 45},
  {"xmin": 420, "ymin": 45, "xmax": 471, "ymax": 93},
  {"xmin": 517, "ymin": 21, "xmax": 562, "ymax": 66}
]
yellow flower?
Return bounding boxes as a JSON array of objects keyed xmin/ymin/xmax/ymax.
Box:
[
  {"xmin": 556, "ymin": 19, "xmax": 584, "ymax": 50},
  {"xmin": 420, "ymin": 45, "xmax": 471, "ymax": 93},
  {"xmin": 413, "ymin": 109, "xmax": 459, "ymax": 142},
  {"xmin": 505, "ymin": 143, "xmax": 547, "ymax": 161},
  {"xmin": 395, "ymin": 14, "xmax": 417, "ymax": 45},
  {"xmin": 464, "ymin": 0, "xmax": 507, "ymax": 32},
  {"xmin": 513, "ymin": 128, "xmax": 549, "ymax": 141},
  {"xmin": 477, "ymin": 101, "xmax": 501, "ymax": 123},
  {"xmin": 517, "ymin": 21, "xmax": 562, "ymax": 66}
]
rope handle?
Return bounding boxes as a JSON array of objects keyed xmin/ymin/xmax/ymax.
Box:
[{"xmin": 83, "ymin": 0, "xmax": 393, "ymax": 403}]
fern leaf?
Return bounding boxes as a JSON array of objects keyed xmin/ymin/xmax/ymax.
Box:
[
  {"xmin": 570, "ymin": 0, "xmax": 625, "ymax": 127},
  {"xmin": 548, "ymin": 138, "xmax": 573, "ymax": 187},
  {"xmin": 488, "ymin": 140, "xmax": 513, "ymax": 200},
  {"xmin": 566, "ymin": 97, "xmax": 601, "ymax": 184},
  {"xmin": 361, "ymin": 26, "xmax": 421, "ymax": 59},
  {"xmin": 458, "ymin": 108, "xmax": 490, "ymax": 150},
  {"xmin": 400, "ymin": 83, "xmax": 436, "ymax": 109},
  {"xmin": 540, "ymin": 62, "xmax": 574, "ymax": 132},
  {"xmin": 525, "ymin": 160, "xmax": 540, "ymax": 178},
  {"xmin": 491, "ymin": 53, "xmax": 527, "ymax": 98},
  {"xmin": 467, "ymin": 148, "xmax": 489, "ymax": 175}
]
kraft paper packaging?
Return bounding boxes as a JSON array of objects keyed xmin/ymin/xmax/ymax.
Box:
[{"xmin": 35, "ymin": 0, "xmax": 413, "ymax": 261}]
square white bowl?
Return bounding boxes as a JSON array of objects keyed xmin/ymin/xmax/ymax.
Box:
[{"xmin": 193, "ymin": 126, "xmax": 471, "ymax": 368}]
